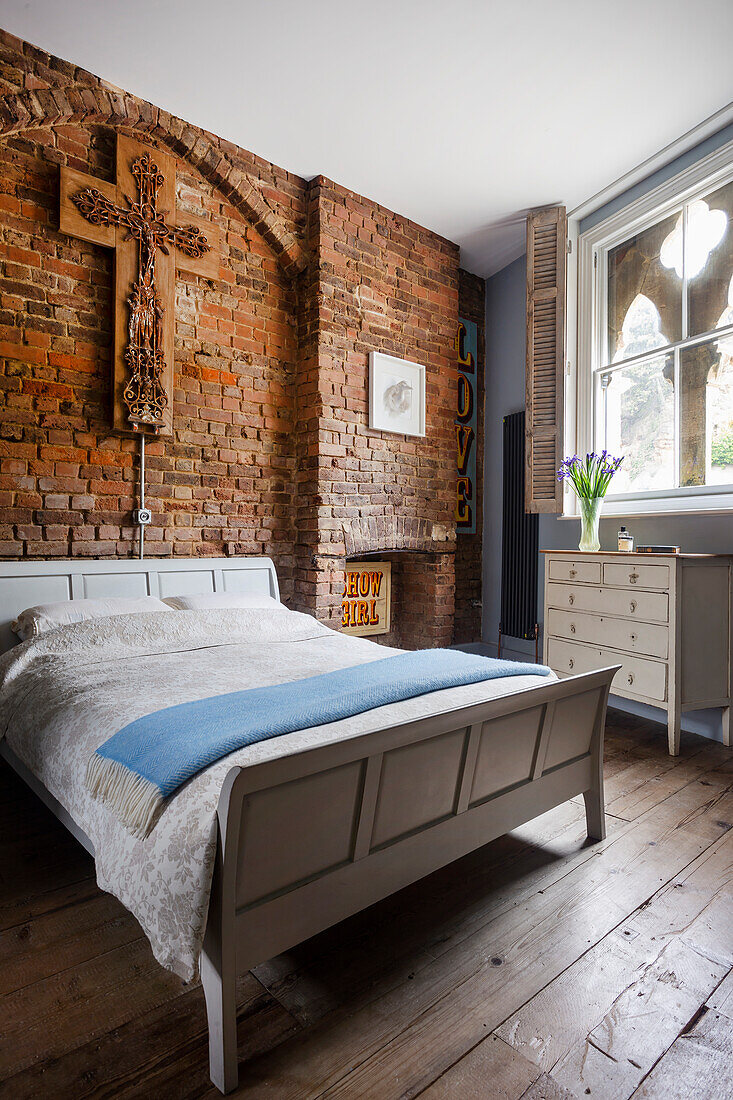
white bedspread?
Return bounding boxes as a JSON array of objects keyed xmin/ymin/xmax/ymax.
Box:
[{"xmin": 0, "ymin": 606, "xmax": 555, "ymax": 980}]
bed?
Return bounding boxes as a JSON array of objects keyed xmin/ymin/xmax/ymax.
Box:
[{"xmin": 0, "ymin": 556, "xmax": 617, "ymax": 1093}]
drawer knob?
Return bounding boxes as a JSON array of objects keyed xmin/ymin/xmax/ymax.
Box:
[
  {"xmin": 627, "ymin": 673, "xmax": 634, "ymax": 685},
  {"xmin": 629, "ymin": 600, "xmax": 637, "ymax": 612},
  {"xmin": 569, "ymin": 568, "xmax": 577, "ymax": 578},
  {"xmin": 570, "ymin": 623, "xmax": 576, "ymax": 634},
  {"xmin": 629, "ymin": 572, "xmax": 639, "ymax": 584},
  {"xmin": 568, "ymin": 594, "xmax": 574, "ymax": 605},
  {"xmin": 568, "ymin": 658, "xmax": 575, "ymax": 669},
  {"xmin": 630, "ymin": 633, "xmax": 637, "ymax": 642}
]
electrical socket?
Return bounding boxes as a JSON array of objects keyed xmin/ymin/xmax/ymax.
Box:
[{"xmin": 134, "ymin": 508, "xmax": 152, "ymax": 525}]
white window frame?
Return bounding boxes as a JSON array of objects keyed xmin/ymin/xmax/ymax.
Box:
[{"xmin": 567, "ymin": 137, "xmax": 733, "ymax": 518}]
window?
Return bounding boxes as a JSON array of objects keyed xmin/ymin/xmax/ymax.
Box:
[{"xmin": 575, "ymin": 143, "xmax": 733, "ymax": 514}]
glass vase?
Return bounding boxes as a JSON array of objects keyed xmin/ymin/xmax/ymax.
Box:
[{"xmin": 578, "ymin": 496, "xmax": 603, "ymax": 552}]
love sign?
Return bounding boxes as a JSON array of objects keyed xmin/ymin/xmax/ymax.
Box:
[{"xmin": 455, "ymin": 318, "xmax": 478, "ymax": 533}]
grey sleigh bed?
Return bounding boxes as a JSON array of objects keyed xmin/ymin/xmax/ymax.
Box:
[{"xmin": 0, "ymin": 556, "xmax": 617, "ymax": 1093}]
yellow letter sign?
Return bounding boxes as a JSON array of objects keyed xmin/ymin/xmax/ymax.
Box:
[{"xmin": 341, "ymin": 561, "xmax": 392, "ymax": 636}]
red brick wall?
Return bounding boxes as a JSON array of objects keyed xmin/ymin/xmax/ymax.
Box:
[
  {"xmin": 454, "ymin": 269, "xmax": 485, "ymax": 643},
  {"xmin": 0, "ymin": 118, "xmax": 301, "ymax": 598},
  {"xmin": 299, "ymin": 177, "xmax": 461, "ymax": 644},
  {"xmin": 0, "ymin": 30, "xmax": 482, "ymax": 646}
]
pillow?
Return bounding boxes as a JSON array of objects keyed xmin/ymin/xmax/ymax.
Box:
[
  {"xmin": 162, "ymin": 592, "xmax": 280, "ymax": 611},
  {"xmin": 11, "ymin": 596, "xmax": 169, "ymax": 641}
]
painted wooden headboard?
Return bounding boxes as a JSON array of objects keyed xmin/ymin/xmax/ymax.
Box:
[{"xmin": 0, "ymin": 556, "xmax": 280, "ymax": 654}]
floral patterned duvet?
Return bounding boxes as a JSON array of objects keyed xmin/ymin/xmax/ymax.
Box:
[{"xmin": 0, "ymin": 606, "xmax": 553, "ymax": 979}]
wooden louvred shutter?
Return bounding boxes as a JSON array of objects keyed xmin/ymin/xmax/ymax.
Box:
[{"xmin": 525, "ymin": 206, "xmax": 567, "ymax": 513}]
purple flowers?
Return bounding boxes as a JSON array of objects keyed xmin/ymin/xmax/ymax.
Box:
[{"xmin": 557, "ymin": 450, "xmax": 624, "ymax": 498}]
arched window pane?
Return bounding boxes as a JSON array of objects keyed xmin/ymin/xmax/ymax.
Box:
[
  {"xmin": 607, "ymin": 212, "xmax": 681, "ymax": 364},
  {"xmin": 688, "ymin": 180, "xmax": 733, "ymax": 338},
  {"xmin": 612, "ymin": 293, "xmax": 667, "ymax": 363}
]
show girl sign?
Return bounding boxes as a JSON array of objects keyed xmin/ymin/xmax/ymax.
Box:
[
  {"xmin": 341, "ymin": 561, "xmax": 392, "ymax": 636},
  {"xmin": 455, "ymin": 318, "xmax": 478, "ymax": 533}
]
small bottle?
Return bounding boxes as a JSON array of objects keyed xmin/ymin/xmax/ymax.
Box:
[{"xmin": 618, "ymin": 525, "xmax": 634, "ymax": 552}]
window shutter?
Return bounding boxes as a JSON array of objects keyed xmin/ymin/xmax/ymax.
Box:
[{"xmin": 525, "ymin": 206, "xmax": 567, "ymax": 514}]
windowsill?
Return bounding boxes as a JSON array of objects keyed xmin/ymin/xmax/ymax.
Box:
[{"xmin": 560, "ymin": 491, "xmax": 733, "ymax": 519}]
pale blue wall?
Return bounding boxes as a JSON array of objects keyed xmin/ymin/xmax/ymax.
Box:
[
  {"xmin": 482, "ymin": 127, "xmax": 733, "ymax": 742},
  {"xmin": 482, "ymin": 254, "xmax": 528, "ymax": 654},
  {"xmin": 579, "ymin": 122, "xmax": 733, "ymax": 234}
]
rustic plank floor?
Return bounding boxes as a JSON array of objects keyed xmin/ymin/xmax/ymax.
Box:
[{"xmin": 1, "ymin": 708, "xmax": 731, "ymax": 1099}]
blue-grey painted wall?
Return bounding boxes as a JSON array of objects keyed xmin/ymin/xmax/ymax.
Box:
[
  {"xmin": 579, "ymin": 122, "xmax": 733, "ymax": 235},
  {"xmin": 482, "ymin": 253, "xmax": 529, "ymax": 653},
  {"xmin": 482, "ymin": 126, "xmax": 733, "ymax": 743}
]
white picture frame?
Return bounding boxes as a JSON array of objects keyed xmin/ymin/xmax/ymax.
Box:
[{"xmin": 368, "ymin": 351, "xmax": 426, "ymax": 437}]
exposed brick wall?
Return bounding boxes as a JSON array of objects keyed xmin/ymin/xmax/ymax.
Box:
[
  {"xmin": 454, "ymin": 268, "xmax": 485, "ymax": 643},
  {"xmin": 0, "ymin": 116, "xmax": 301, "ymax": 599},
  {"xmin": 0, "ymin": 30, "xmax": 482, "ymax": 647},
  {"xmin": 299, "ymin": 177, "xmax": 460, "ymax": 646}
]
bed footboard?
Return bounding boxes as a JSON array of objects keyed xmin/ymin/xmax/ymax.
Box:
[{"xmin": 201, "ymin": 665, "xmax": 617, "ymax": 1093}]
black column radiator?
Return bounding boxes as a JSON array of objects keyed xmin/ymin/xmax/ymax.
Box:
[{"xmin": 499, "ymin": 411, "xmax": 539, "ymax": 659}]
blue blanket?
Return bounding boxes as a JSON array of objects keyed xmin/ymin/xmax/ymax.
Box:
[{"xmin": 86, "ymin": 648, "xmax": 551, "ymax": 837}]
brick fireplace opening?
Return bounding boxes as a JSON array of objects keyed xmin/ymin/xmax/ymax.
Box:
[{"xmin": 339, "ymin": 517, "xmax": 455, "ymax": 649}]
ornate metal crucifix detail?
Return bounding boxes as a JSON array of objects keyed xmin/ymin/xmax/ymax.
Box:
[
  {"xmin": 60, "ymin": 135, "xmax": 220, "ymax": 435},
  {"xmin": 72, "ymin": 152, "xmax": 209, "ymax": 432}
]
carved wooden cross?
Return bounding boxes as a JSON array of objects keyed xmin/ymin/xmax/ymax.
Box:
[{"xmin": 60, "ymin": 135, "xmax": 220, "ymax": 435}]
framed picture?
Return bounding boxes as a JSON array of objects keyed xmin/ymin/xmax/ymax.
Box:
[
  {"xmin": 369, "ymin": 351, "xmax": 426, "ymax": 437},
  {"xmin": 341, "ymin": 560, "xmax": 392, "ymax": 636}
]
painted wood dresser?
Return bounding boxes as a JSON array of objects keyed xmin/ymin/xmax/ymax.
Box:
[{"xmin": 542, "ymin": 551, "xmax": 733, "ymax": 755}]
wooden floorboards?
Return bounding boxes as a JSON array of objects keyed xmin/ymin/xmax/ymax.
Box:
[{"xmin": 0, "ymin": 709, "xmax": 731, "ymax": 1099}]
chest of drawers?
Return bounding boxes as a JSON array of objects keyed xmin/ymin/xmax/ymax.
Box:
[{"xmin": 543, "ymin": 551, "xmax": 733, "ymax": 755}]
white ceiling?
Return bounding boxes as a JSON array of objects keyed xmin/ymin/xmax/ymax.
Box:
[{"xmin": 2, "ymin": 0, "xmax": 733, "ymax": 276}]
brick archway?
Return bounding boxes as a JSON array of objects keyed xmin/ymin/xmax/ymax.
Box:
[
  {"xmin": 0, "ymin": 87, "xmax": 306, "ymax": 278},
  {"xmin": 342, "ymin": 515, "xmax": 454, "ymax": 557}
]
